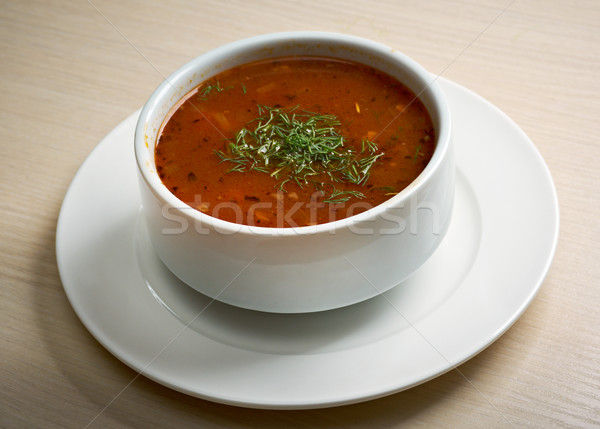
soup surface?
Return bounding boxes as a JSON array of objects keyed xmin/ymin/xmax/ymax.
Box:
[{"xmin": 155, "ymin": 56, "xmax": 434, "ymax": 227}]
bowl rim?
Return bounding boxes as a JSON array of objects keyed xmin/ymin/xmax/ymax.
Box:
[{"xmin": 134, "ymin": 31, "xmax": 451, "ymax": 237}]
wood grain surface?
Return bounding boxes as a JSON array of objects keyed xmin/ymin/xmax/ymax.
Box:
[{"xmin": 1, "ymin": 0, "xmax": 598, "ymax": 427}]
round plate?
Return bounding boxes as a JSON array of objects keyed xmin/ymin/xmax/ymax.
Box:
[{"xmin": 56, "ymin": 78, "xmax": 559, "ymax": 409}]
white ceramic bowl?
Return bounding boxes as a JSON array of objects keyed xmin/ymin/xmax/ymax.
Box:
[{"xmin": 135, "ymin": 32, "xmax": 454, "ymax": 313}]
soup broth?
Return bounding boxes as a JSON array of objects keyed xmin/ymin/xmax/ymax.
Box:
[{"xmin": 155, "ymin": 56, "xmax": 434, "ymax": 227}]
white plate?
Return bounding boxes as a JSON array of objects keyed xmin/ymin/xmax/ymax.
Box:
[{"xmin": 56, "ymin": 78, "xmax": 559, "ymax": 409}]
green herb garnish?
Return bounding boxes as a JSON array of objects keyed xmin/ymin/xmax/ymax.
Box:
[
  {"xmin": 197, "ymin": 81, "xmax": 233, "ymax": 100},
  {"xmin": 322, "ymin": 188, "xmax": 366, "ymax": 204},
  {"xmin": 214, "ymin": 105, "xmax": 384, "ymax": 202},
  {"xmin": 413, "ymin": 143, "xmax": 422, "ymax": 163}
]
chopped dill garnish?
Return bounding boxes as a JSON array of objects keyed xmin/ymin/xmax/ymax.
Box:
[
  {"xmin": 377, "ymin": 186, "xmax": 396, "ymax": 193},
  {"xmin": 214, "ymin": 105, "xmax": 384, "ymax": 202},
  {"xmin": 413, "ymin": 143, "xmax": 422, "ymax": 163},
  {"xmin": 323, "ymin": 189, "xmax": 365, "ymax": 204},
  {"xmin": 241, "ymin": 83, "xmax": 247, "ymax": 94},
  {"xmin": 197, "ymin": 81, "xmax": 233, "ymax": 100}
]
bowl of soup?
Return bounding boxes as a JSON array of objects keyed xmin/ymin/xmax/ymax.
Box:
[{"xmin": 135, "ymin": 32, "xmax": 454, "ymax": 313}]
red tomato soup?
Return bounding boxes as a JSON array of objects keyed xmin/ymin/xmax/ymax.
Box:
[{"xmin": 155, "ymin": 56, "xmax": 434, "ymax": 227}]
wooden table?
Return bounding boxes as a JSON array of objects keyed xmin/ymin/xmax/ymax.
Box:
[{"xmin": 2, "ymin": 0, "xmax": 598, "ymax": 427}]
